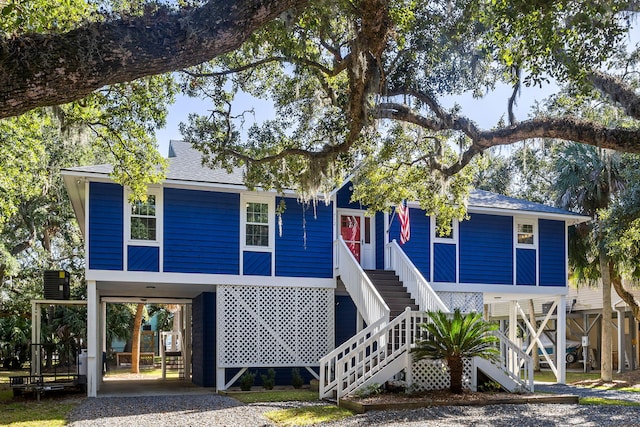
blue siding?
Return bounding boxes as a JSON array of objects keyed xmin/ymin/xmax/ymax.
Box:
[
  {"xmin": 433, "ymin": 243, "xmax": 456, "ymax": 283},
  {"xmin": 243, "ymin": 251, "xmax": 271, "ymax": 276},
  {"xmin": 335, "ymin": 295, "xmax": 357, "ymax": 347},
  {"xmin": 275, "ymin": 198, "xmax": 333, "ymax": 278},
  {"xmin": 516, "ymin": 248, "xmax": 536, "ymax": 286},
  {"xmin": 459, "ymin": 214, "xmax": 513, "ymax": 285},
  {"xmin": 128, "ymin": 246, "xmax": 159, "ymax": 272},
  {"xmin": 88, "ymin": 182, "xmax": 123, "ymax": 270},
  {"xmin": 164, "ymin": 188, "xmax": 240, "ymax": 274},
  {"xmin": 375, "ymin": 212, "xmax": 385, "ymax": 269},
  {"xmin": 539, "ymin": 219, "xmax": 566, "ymax": 286},
  {"xmin": 336, "ymin": 184, "xmax": 364, "ymax": 209},
  {"xmin": 389, "ymin": 207, "xmax": 430, "ymax": 278},
  {"xmin": 192, "ymin": 292, "xmax": 216, "ymax": 387}
]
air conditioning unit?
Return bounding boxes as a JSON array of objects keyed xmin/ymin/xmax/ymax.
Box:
[{"xmin": 43, "ymin": 270, "xmax": 70, "ymax": 300}]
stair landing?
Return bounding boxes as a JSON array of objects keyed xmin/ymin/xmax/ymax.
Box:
[{"xmin": 364, "ymin": 270, "xmax": 419, "ymax": 317}]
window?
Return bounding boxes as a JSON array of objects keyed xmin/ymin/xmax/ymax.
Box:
[
  {"xmin": 517, "ymin": 223, "xmax": 534, "ymax": 245},
  {"xmin": 435, "ymin": 216, "xmax": 455, "ymax": 240},
  {"xmin": 245, "ymin": 201, "xmax": 269, "ymax": 247},
  {"xmin": 131, "ymin": 195, "xmax": 157, "ymax": 241},
  {"xmin": 515, "ymin": 219, "xmax": 537, "ymax": 248}
]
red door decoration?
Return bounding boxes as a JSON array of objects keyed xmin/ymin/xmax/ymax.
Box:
[{"xmin": 340, "ymin": 215, "xmax": 361, "ymax": 262}]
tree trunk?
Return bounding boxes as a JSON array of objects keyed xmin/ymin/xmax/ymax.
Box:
[
  {"xmin": 610, "ymin": 264, "xmax": 640, "ymax": 322},
  {"xmin": 600, "ymin": 248, "xmax": 613, "ymax": 382},
  {"xmin": 131, "ymin": 304, "xmax": 144, "ymax": 374},
  {"xmin": 447, "ymin": 355, "xmax": 464, "ymax": 394},
  {"xmin": 528, "ymin": 299, "xmax": 540, "ymax": 372}
]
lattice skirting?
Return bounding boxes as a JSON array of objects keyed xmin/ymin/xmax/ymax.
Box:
[
  {"xmin": 437, "ymin": 291, "xmax": 484, "ymax": 313},
  {"xmin": 217, "ymin": 285, "xmax": 334, "ymax": 367},
  {"xmin": 410, "ymin": 358, "xmax": 472, "ymax": 391}
]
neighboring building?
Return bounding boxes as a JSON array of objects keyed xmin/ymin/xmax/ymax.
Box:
[{"xmin": 62, "ymin": 140, "xmax": 589, "ymax": 397}]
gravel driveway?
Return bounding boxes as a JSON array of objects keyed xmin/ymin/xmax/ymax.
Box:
[{"xmin": 66, "ymin": 385, "xmax": 640, "ymax": 427}]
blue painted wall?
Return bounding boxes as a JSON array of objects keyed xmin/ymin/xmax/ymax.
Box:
[
  {"xmin": 375, "ymin": 212, "xmax": 385, "ymax": 269},
  {"xmin": 128, "ymin": 246, "xmax": 159, "ymax": 272},
  {"xmin": 192, "ymin": 292, "xmax": 216, "ymax": 387},
  {"xmin": 516, "ymin": 248, "xmax": 536, "ymax": 286},
  {"xmin": 336, "ymin": 183, "xmax": 364, "ymax": 210},
  {"xmin": 388, "ymin": 207, "xmax": 430, "ymax": 278},
  {"xmin": 164, "ymin": 188, "xmax": 240, "ymax": 274},
  {"xmin": 539, "ymin": 219, "xmax": 566, "ymax": 286},
  {"xmin": 89, "ymin": 182, "xmax": 123, "ymax": 270},
  {"xmin": 433, "ymin": 243, "xmax": 456, "ymax": 283},
  {"xmin": 459, "ymin": 214, "xmax": 513, "ymax": 285},
  {"xmin": 243, "ymin": 251, "xmax": 271, "ymax": 276},
  {"xmin": 275, "ymin": 198, "xmax": 333, "ymax": 278},
  {"xmin": 335, "ymin": 295, "xmax": 357, "ymax": 347},
  {"xmin": 225, "ymin": 367, "xmax": 318, "ymax": 388}
]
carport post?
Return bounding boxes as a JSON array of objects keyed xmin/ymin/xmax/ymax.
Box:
[
  {"xmin": 557, "ymin": 295, "xmax": 566, "ymax": 384},
  {"xmin": 87, "ymin": 280, "xmax": 98, "ymax": 397}
]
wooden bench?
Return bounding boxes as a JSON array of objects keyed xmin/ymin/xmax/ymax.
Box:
[{"xmin": 116, "ymin": 352, "xmax": 155, "ymax": 367}]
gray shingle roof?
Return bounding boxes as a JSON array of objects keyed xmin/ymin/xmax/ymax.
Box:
[
  {"xmin": 468, "ymin": 189, "xmax": 582, "ymax": 217},
  {"xmin": 63, "ymin": 140, "xmax": 246, "ymax": 186},
  {"xmin": 63, "ymin": 141, "xmax": 583, "ymax": 217}
]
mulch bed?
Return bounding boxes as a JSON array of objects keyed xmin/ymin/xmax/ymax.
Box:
[{"xmin": 339, "ymin": 390, "xmax": 579, "ymax": 413}]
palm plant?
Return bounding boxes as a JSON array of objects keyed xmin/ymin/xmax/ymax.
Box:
[{"xmin": 412, "ymin": 309, "xmax": 499, "ymax": 394}]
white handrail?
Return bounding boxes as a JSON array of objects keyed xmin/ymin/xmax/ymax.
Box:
[
  {"xmin": 335, "ymin": 237, "xmax": 390, "ymax": 326},
  {"xmin": 493, "ymin": 329, "xmax": 535, "ymax": 392},
  {"xmin": 318, "ymin": 316, "xmax": 388, "ymax": 399},
  {"xmin": 320, "ymin": 308, "xmax": 426, "ymax": 400},
  {"xmin": 385, "ymin": 240, "xmax": 450, "ymax": 313}
]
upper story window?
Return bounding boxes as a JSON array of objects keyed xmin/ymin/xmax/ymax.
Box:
[
  {"xmin": 515, "ymin": 218, "xmax": 537, "ymax": 248},
  {"xmin": 246, "ymin": 201, "xmax": 269, "ymax": 247},
  {"xmin": 126, "ymin": 188, "xmax": 162, "ymax": 244},
  {"xmin": 241, "ymin": 194, "xmax": 274, "ymax": 251},
  {"xmin": 433, "ymin": 216, "xmax": 458, "ymax": 243}
]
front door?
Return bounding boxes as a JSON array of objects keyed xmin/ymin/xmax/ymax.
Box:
[{"xmin": 339, "ymin": 212, "xmax": 375, "ymax": 269}]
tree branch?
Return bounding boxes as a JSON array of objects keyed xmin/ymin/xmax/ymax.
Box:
[
  {"xmin": 0, "ymin": 0, "xmax": 308, "ymax": 119},
  {"xmin": 589, "ymin": 70, "xmax": 640, "ymax": 120}
]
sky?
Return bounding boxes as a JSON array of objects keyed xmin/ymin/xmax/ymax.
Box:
[{"xmin": 154, "ymin": 81, "xmax": 559, "ymax": 158}]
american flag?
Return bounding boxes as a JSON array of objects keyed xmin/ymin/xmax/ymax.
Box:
[{"xmin": 397, "ymin": 200, "xmax": 410, "ymax": 244}]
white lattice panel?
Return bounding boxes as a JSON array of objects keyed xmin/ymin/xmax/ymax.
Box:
[
  {"xmin": 410, "ymin": 358, "xmax": 472, "ymax": 391},
  {"xmin": 217, "ymin": 285, "xmax": 334, "ymax": 367},
  {"xmin": 437, "ymin": 292, "xmax": 483, "ymax": 313}
]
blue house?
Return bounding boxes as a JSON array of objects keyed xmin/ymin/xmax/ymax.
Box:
[{"xmin": 62, "ymin": 140, "xmax": 588, "ymax": 397}]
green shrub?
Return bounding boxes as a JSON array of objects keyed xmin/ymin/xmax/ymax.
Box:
[
  {"xmin": 291, "ymin": 368, "xmax": 304, "ymax": 389},
  {"xmin": 239, "ymin": 371, "xmax": 256, "ymax": 391},
  {"xmin": 261, "ymin": 368, "xmax": 276, "ymax": 390}
]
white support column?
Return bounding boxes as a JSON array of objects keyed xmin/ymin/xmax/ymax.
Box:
[
  {"xmin": 356, "ymin": 311, "xmax": 364, "ymax": 333},
  {"xmin": 508, "ymin": 300, "xmax": 517, "ymax": 342},
  {"xmin": 31, "ymin": 301, "xmax": 40, "ymax": 376},
  {"xmin": 184, "ymin": 304, "xmax": 192, "ymax": 381},
  {"xmin": 557, "ymin": 295, "xmax": 567, "ymax": 384},
  {"xmin": 87, "ymin": 280, "xmax": 98, "ymax": 397},
  {"xmin": 508, "ymin": 300, "xmax": 517, "ymax": 372},
  {"xmin": 617, "ymin": 308, "xmax": 626, "ymax": 373}
]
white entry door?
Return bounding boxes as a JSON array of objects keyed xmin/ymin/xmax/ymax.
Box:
[{"xmin": 339, "ymin": 211, "xmax": 375, "ymax": 269}]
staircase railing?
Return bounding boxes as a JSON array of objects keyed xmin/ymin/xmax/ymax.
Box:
[
  {"xmin": 492, "ymin": 329, "xmax": 535, "ymax": 392},
  {"xmin": 385, "ymin": 240, "xmax": 449, "ymax": 313},
  {"xmin": 319, "ymin": 308, "xmax": 425, "ymax": 400},
  {"xmin": 335, "ymin": 237, "xmax": 390, "ymax": 327}
]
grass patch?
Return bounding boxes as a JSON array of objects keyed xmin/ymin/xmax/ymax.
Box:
[
  {"xmin": 534, "ymin": 370, "xmax": 600, "ymax": 384},
  {"xmin": 264, "ymin": 405, "xmax": 354, "ymax": 426},
  {"xmin": 0, "ymin": 371, "xmax": 29, "ymax": 384},
  {"xmin": 0, "ymin": 401, "xmax": 77, "ymax": 427},
  {"xmin": 227, "ymin": 389, "xmax": 319, "ymax": 403},
  {"xmin": 579, "ymin": 397, "xmax": 640, "ymax": 407},
  {"xmin": 104, "ymin": 367, "xmax": 181, "ymax": 379}
]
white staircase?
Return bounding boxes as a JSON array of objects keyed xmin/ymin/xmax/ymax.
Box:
[{"xmin": 321, "ymin": 238, "xmax": 533, "ymax": 400}]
